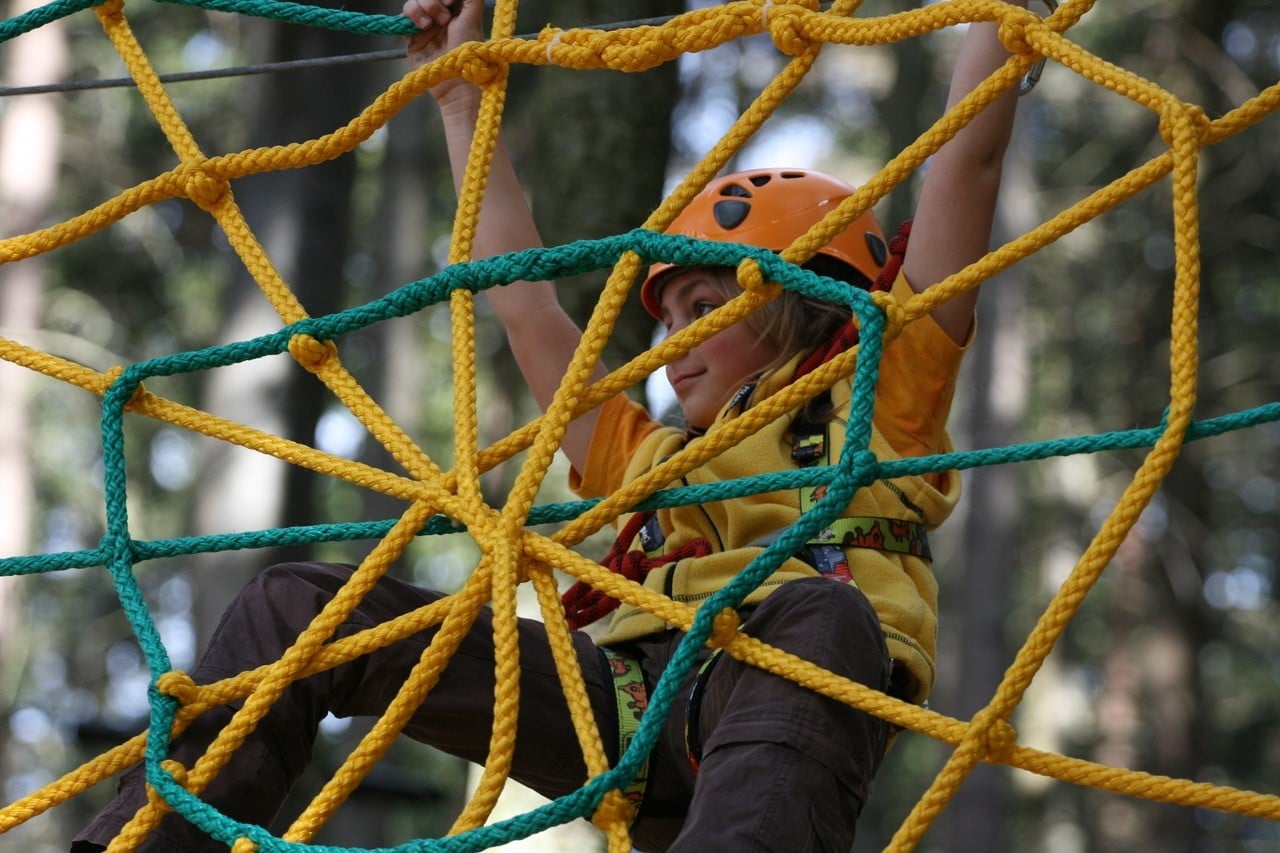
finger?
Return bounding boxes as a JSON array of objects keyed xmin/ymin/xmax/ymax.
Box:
[
  {"xmin": 401, "ymin": 0, "xmax": 452, "ymax": 30},
  {"xmin": 401, "ymin": 0, "xmax": 428, "ymax": 28}
]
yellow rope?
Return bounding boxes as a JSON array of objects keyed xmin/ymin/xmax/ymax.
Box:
[{"xmin": 3, "ymin": 0, "xmax": 1280, "ymax": 850}]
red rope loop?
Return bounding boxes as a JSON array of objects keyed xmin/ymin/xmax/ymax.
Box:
[{"xmin": 562, "ymin": 510, "xmax": 711, "ymax": 630}]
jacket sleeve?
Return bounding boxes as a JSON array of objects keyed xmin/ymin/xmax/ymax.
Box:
[
  {"xmin": 568, "ymin": 394, "xmax": 665, "ymax": 498},
  {"xmin": 872, "ymin": 270, "xmax": 971, "ymax": 461}
]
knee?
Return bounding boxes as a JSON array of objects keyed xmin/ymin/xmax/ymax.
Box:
[
  {"xmin": 252, "ymin": 561, "xmax": 354, "ymax": 597},
  {"xmin": 754, "ymin": 578, "xmax": 880, "ymax": 638},
  {"xmin": 229, "ymin": 562, "xmax": 356, "ymax": 633},
  {"xmin": 747, "ymin": 579, "xmax": 888, "ymax": 683}
]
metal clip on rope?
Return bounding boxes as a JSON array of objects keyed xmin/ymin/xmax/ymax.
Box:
[{"xmin": 1019, "ymin": 0, "xmax": 1057, "ymax": 96}]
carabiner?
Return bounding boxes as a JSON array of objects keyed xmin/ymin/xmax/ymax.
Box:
[{"xmin": 1019, "ymin": 0, "xmax": 1058, "ymax": 96}]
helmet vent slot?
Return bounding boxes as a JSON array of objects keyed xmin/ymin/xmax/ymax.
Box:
[
  {"xmin": 712, "ymin": 199, "xmax": 751, "ymax": 230},
  {"xmin": 865, "ymin": 232, "xmax": 889, "ymax": 267}
]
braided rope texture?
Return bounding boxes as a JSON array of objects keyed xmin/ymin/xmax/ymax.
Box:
[{"xmin": 2, "ymin": 0, "xmax": 1280, "ymax": 850}]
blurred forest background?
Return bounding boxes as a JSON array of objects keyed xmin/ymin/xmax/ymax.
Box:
[{"xmin": 1, "ymin": 0, "xmax": 1278, "ymax": 850}]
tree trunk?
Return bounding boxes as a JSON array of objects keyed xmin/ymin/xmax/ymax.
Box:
[{"xmin": 514, "ymin": 0, "xmax": 684, "ymax": 382}]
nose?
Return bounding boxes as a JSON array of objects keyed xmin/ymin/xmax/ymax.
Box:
[{"xmin": 665, "ymin": 345, "xmax": 695, "ymax": 383}]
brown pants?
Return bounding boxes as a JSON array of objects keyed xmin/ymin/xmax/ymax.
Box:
[{"xmin": 73, "ymin": 564, "xmax": 890, "ymax": 852}]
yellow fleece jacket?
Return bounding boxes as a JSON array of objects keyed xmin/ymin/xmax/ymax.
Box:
[{"xmin": 571, "ymin": 272, "xmax": 966, "ymax": 703}]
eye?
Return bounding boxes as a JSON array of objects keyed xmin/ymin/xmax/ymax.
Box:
[{"xmin": 692, "ymin": 301, "xmax": 716, "ymax": 319}]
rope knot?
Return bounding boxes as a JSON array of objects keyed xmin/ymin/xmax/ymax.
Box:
[
  {"xmin": 457, "ymin": 44, "xmax": 504, "ymax": 88},
  {"xmin": 97, "ymin": 532, "xmax": 124, "ymax": 559},
  {"xmin": 984, "ymin": 718, "xmax": 1018, "ymax": 761},
  {"xmin": 102, "ymin": 364, "xmax": 147, "ymax": 407},
  {"xmin": 592, "ymin": 789, "xmax": 637, "ymax": 831},
  {"xmin": 707, "ymin": 607, "xmax": 741, "ymax": 648},
  {"xmin": 736, "ymin": 258, "xmax": 779, "ymax": 301},
  {"xmin": 849, "ymin": 449, "xmax": 879, "ymax": 485},
  {"xmin": 288, "ymin": 333, "xmax": 337, "ymax": 373},
  {"xmin": 870, "ymin": 290, "xmax": 905, "ymax": 343},
  {"xmin": 184, "ymin": 166, "xmax": 231, "ymax": 213},
  {"xmin": 1158, "ymin": 103, "xmax": 1211, "ymax": 149},
  {"xmin": 156, "ymin": 670, "xmax": 199, "ymax": 707},
  {"xmin": 766, "ymin": 3, "xmax": 812, "ymax": 57},
  {"xmin": 996, "ymin": 7, "xmax": 1041, "ymax": 58}
]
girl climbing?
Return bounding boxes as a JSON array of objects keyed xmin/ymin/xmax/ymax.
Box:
[{"xmin": 75, "ymin": 0, "xmax": 1025, "ymax": 849}]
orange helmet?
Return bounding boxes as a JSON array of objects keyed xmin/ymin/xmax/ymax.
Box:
[{"xmin": 641, "ymin": 169, "xmax": 887, "ymax": 318}]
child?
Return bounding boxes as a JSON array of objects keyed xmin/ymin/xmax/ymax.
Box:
[{"xmin": 74, "ymin": 0, "xmax": 1023, "ymax": 849}]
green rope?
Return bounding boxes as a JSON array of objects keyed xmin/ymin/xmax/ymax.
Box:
[
  {"xmin": 155, "ymin": 0, "xmax": 418, "ymax": 36},
  {"xmin": 0, "ymin": 0, "xmax": 104, "ymax": 43},
  {"xmin": 7, "ymin": 229, "xmax": 1277, "ymax": 849},
  {"xmin": 4, "ymin": 226, "xmax": 1277, "ymax": 848}
]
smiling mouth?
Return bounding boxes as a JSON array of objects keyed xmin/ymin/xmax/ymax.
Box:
[{"xmin": 670, "ymin": 371, "xmax": 702, "ymax": 392}]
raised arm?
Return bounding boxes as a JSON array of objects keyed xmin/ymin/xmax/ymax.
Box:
[
  {"xmin": 902, "ymin": 0, "xmax": 1027, "ymax": 344},
  {"xmin": 404, "ymin": 0, "xmax": 603, "ymax": 472}
]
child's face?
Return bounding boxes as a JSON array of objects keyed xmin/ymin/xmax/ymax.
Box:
[{"xmin": 656, "ymin": 269, "xmax": 782, "ymax": 430}]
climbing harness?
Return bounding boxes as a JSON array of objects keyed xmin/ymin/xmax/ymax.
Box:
[
  {"xmin": 573, "ymin": 217, "xmax": 930, "ymax": 783},
  {"xmin": 788, "ymin": 412, "xmax": 932, "ymax": 566}
]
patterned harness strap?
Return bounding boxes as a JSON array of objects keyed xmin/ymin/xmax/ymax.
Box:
[
  {"xmin": 601, "ymin": 647, "xmax": 650, "ymax": 812},
  {"xmin": 789, "ymin": 410, "xmax": 932, "ymax": 565}
]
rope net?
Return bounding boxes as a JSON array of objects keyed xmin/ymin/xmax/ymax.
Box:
[{"xmin": 1, "ymin": 0, "xmax": 1279, "ymax": 850}]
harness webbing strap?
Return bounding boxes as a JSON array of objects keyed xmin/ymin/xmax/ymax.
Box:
[
  {"xmin": 602, "ymin": 647, "xmax": 650, "ymax": 816},
  {"xmin": 805, "ymin": 514, "xmax": 932, "ymax": 561},
  {"xmin": 682, "ymin": 649, "xmax": 724, "ymax": 776},
  {"xmin": 790, "ymin": 385, "xmax": 933, "ymax": 563}
]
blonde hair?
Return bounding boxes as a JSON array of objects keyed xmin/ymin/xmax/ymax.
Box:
[{"xmin": 687, "ymin": 262, "xmax": 871, "ymax": 423}]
